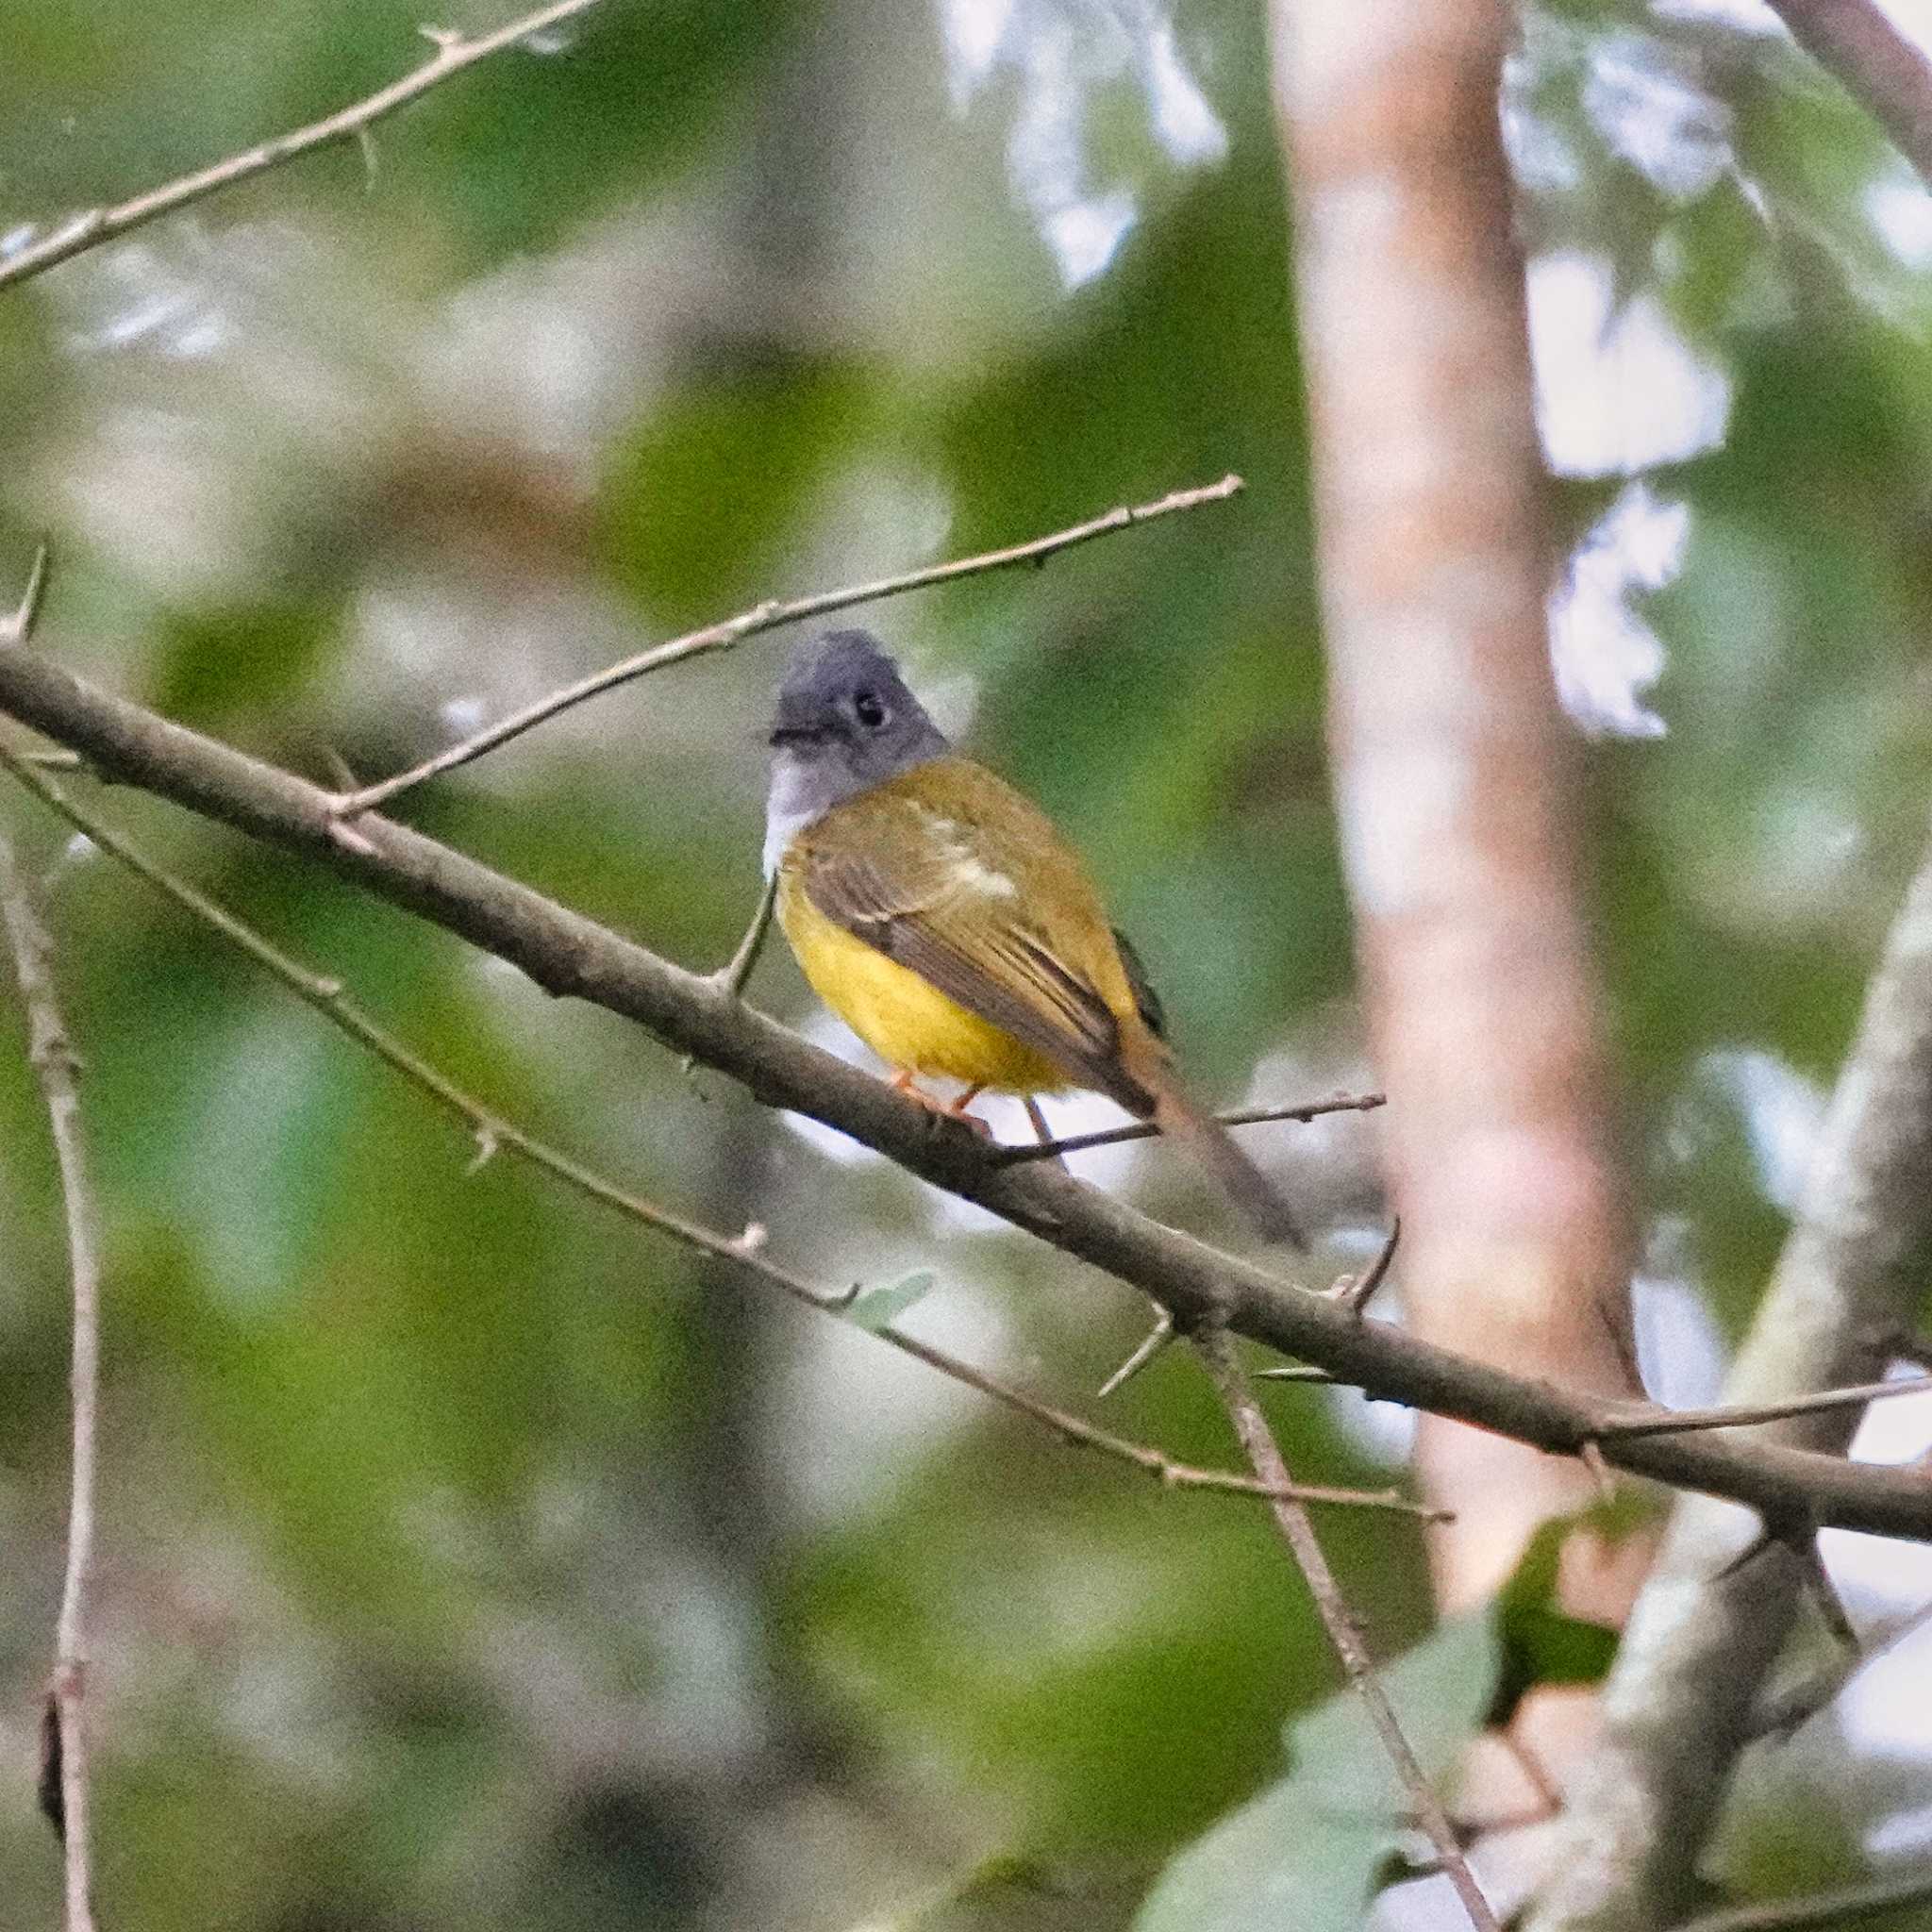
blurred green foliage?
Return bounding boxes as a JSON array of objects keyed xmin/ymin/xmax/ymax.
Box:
[{"xmin": 1, "ymin": 0, "xmax": 1930, "ymax": 1926}]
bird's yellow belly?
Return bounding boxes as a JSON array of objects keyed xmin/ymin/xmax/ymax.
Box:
[{"xmin": 777, "ymin": 883, "xmax": 1068, "ymax": 1093}]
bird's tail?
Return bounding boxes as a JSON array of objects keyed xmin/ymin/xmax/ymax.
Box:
[{"xmin": 1151, "ymin": 1078, "xmax": 1307, "ymax": 1250}]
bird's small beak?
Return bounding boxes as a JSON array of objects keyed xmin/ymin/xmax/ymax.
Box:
[{"xmin": 769, "ymin": 724, "xmax": 821, "ymax": 748}]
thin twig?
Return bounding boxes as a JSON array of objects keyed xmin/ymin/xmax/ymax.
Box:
[
  {"xmin": 1589, "ymin": 1375, "xmax": 1932, "ymax": 1441},
  {"xmin": 1021, "ymin": 1096, "xmax": 1062, "ymax": 1170},
  {"xmin": 1325, "ymin": 1216, "xmax": 1399, "ymax": 1317},
  {"xmin": 0, "ymin": 748, "xmax": 1431, "ymax": 1523},
  {"xmin": 327, "ymin": 475, "xmax": 1245, "ymax": 818},
  {"xmin": 0, "ymin": 0, "xmax": 608, "ymax": 294},
  {"xmin": 1673, "ymin": 1869, "xmax": 1932, "ymax": 1932},
  {"xmin": 885, "ymin": 1324, "xmax": 1442, "ymax": 1517},
  {"xmin": 994, "ymin": 1091, "xmax": 1383, "ymax": 1164},
  {"xmin": 711, "ymin": 874, "xmax": 776, "ymax": 997},
  {"xmin": 0, "ymin": 641, "xmax": 1928, "ymax": 1541},
  {"xmin": 0, "ymin": 837, "xmax": 99, "ymax": 1932},
  {"xmin": 1191, "ymin": 1323, "xmax": 1500, "ymax": 1932}
]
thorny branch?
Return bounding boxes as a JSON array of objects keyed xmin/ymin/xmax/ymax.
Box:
[
  {"xmin": 0, "ymin": 633, "xmax": 1925, "ymax": 1543},
  {"xmin": 0, "ymin": 0, "xmax": 608, "ymax": 294},
  {"xmin": 0, "ymin": 747, "xmax": 1429, "ymax": 1525},
  {"xmin": 1193, "ymin": 1324, "xmax": 1500, "ymax": 1932}
]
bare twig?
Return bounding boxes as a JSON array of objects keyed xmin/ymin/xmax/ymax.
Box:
[
  {"xmin": 0, "ymin": 836, "xmax": 99, "ymax": 1932},
  {"xmin": 1589, "ymin": 1375, "xmax": 1932, "ymax": 1441},
  {"xmin": 0, "ymin": 0, "xmax": 608, "ymax": 294},
  {"xmin": 887, "ymin": 1324, "xmax": 1442, "ymax": 1518},
  {"xmin": 1192, "ymin": 1323, "xmax": 1500, "ymax": 1932},
  {"xmin": 1326, "ymin": 1217, "xmax": 1399, "ymax": 1318},
  {"xmin": 711, "ymin": 874, "xmax": 777, "ymax": 998},
  {"xmin": 326, "ymin": 475, "xmax": 1245, "ymax": 818},
  {"xmin": 1760, "ymin": 0, "xmax": 1932, "ymax": 192},
  {"xmin": 1673, "ymin": 1869, "xmax": 1932, "ymax": 1932},
  {"xmin": 993, "ymin": 1091, "xmax": 1383, "ymax": 1165},
  {"xmin": 0, "ymin": 645, "xmax": 1928, "ymax": 1541},
  {"xmin": 0, "ymin": 748, "xmax": 1429, "ymax": 1523}
]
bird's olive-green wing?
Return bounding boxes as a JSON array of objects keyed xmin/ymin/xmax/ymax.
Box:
[{"xmin": 794, "ymin": 762, "xmax": 1156, "ymax": 1113}]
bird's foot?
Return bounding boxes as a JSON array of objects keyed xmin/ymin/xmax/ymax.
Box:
[{"xmin": 889, "ymin": 1072, "xmax": 993, "ymax": 1139}]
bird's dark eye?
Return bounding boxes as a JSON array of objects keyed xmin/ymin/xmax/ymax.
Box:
[{"xmin": 853, "ymin": 690, "xmax": 889, "ymax": 729}]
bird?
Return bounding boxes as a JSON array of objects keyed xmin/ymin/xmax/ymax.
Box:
[{"xmin": 763, "ymin": 628, "xmax": 1305, "ymax": 1247}]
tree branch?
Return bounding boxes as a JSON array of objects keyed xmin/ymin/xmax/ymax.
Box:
[
  {"xmin": 325, "ymin": 475, "xmax": 1244, "ymax": 819},
  {"xmin": 1588, "ymin": 1375, "xmax": 1932, "ymax": 1441},
  {"xmin": 1192, "ymin": 1324, "xmax": 1500, "ymax": 1932},
  {"xmin": 1527, "ymin": 813, "xmax": 1932, "ymax": 1931},
  {"xmin": 0, "ymin": 642, "xmax": 1926, "ymax": 1541},
  {"xmin": 0, "ymin": 835, "xmax": 99, "ymax": 1932},
  {"xmin": 1760, "ymin": 0, "xmax": 1932, "ymax": 192},
  {"xmin": 1673, "ymin": 1869, "xmax": 1932, "ymax": 1932},
  {"xmin": 0, "ymin": 746, "xmax": 1429, "ymax": 1525},
  {"xmin": 991, "ymin": 1092, "xmax": 1384, "ymax": 1165},
  {"xmin": 0, "ymin": 0, "xmax": 608, "ymax": 294}
]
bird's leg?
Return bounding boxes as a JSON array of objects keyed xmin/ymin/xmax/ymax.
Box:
[
  {"xmin": 889, "ymin": 1068, "xmax": 947, "ymax": 1115},
  {"xmin": 942, "ymin": 1084, "xmax": 993, "ymax": 1139},
  {"xmin": 889, "ymin": 1071, "xmax": 992, "ymax": 1138}
]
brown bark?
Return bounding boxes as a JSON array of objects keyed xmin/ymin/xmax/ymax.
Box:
[{"xmin": 1271, "ymin": 0, "xmax": 1638, "ymax": 1607}]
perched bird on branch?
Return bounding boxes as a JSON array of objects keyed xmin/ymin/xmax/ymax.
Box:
[{"xmin": 765, "ymin": 628, "xmax": 1305, "ymax": 1247}]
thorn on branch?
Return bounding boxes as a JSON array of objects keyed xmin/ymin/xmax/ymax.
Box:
[
  {"xmin": 1097, "ymin": 1304, "xmax": 1174, "ymax": 1399},
  {"xmin": 325, "ymin": 817, "xmax": 380, "ymax": 859},
  {"xmin": 2, "ymin": 542, "xmax": 51, "ymax": 646}
]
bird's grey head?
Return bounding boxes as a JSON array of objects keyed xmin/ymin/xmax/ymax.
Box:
[{"xmin": 763, "ymin": 630, "xmax": 950, "ymax": 871}]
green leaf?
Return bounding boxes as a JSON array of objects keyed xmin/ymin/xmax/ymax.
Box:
[
  {"xmin": 1489, "ymin": 1493, "xmax": 1647, "ymax": 1727},
  {"xmin": 1135, "ymin": 1614, "xmax": 1502, "ymax": 1932},
  {"xmin": 843, "ymin": 1270, "xmax": 936, "ymax": 1333}
]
